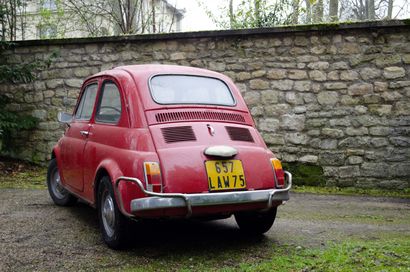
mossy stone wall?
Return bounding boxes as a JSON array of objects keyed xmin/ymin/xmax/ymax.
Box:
[{"xmin": 1, "ymin": 21, "xmax": 409, "ymax": 188}]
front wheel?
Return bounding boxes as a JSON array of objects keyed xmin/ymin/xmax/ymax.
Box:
[
  {"xmin": 47, "ymin": 158, "xmax": 77, "ymax": 206},
  {"xmin": 234, "ymin": 208, "xmax": 277, "ymax": 235},
  {"xmin": 97, "ymin": 176, "xmax": 131, "ymax": 249}
]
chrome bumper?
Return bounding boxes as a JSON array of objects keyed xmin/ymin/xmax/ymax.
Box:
[{"xmin": 115, "ymin": 171, "xmax": 292, "ymax": 218}]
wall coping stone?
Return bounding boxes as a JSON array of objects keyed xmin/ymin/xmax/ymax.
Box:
[{"xmin": 11, "ymin": 20, "xmax": 410, "ymax": 47}]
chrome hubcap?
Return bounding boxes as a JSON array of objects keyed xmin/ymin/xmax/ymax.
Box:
[
  {"xmin": 102, "ymin": 192, "xmax": 115, "ymax": 237},
  {"xmin": 51, "ymin": 168, "xmax": 67, "ymax": 199}
]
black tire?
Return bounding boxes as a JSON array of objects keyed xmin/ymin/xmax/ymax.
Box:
[
  {"xmin": 234, "ymin": 208, "xmax": 277, "ymax": 235},
  {"xmin": 97, "ymin": 176, "xmax": 131, "ymax": 249},
  {"xmin": 47, "ymin": 158, "xmax": 77, "ymax": 206}
]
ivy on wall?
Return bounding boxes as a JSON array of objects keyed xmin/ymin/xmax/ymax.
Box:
[{"xmin": 0, "ymin": 41, "xmax": 56, "ymax": 152}]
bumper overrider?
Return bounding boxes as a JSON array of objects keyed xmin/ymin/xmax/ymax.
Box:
[{"xmin": 115, "ymin": 171, "xmax": 292, "ymax": 218}]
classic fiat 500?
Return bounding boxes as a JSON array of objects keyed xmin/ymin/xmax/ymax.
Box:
[{"xmin": 48, "ymin": 64, "xmax": 291, "ymax": 249}]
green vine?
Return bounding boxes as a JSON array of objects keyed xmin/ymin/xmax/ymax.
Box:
[{"xmin": 0, "ymin": 41, "xmax": 57, "ymax": 152}]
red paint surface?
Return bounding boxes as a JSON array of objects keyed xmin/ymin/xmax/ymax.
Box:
[{"xmin": 53, "ymin": 65, "xmax": 282, "ymax": 216}]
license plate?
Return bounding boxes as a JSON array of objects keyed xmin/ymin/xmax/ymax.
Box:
[{"xmin": 205, "ymin": 160, "xmax": 246, "ymax": 191}]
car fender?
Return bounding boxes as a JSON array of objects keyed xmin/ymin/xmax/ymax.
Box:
[{"xmin": 92, "ymin": 159, "xmax": 140, "ymax": 215}]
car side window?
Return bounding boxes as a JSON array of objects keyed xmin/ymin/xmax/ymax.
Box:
[
  {"xmin": 95, "ymin": 82, "xmax": 122, "ymax": 124},
  {"xmin": 75, "ymin": 83, "xmax": 98, "ymax": 120}
]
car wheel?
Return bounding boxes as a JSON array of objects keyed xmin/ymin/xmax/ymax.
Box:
[
  {"xmin": 97, "ymin": 176, "xmax": 131, "ymax": 249},
  {"xmin": 234, "ymin": 208, "xmax": 277, "ymax": 235},
  {"xmin": 47, "ymin": 158, "xmax": 77, "ymax": 206}
]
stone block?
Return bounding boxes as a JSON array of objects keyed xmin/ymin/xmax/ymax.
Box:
[
  {"xmin": 309, "ymin": 70, "xmax": 326, "ymax": 81},
  {"xmin": 271, "ymin": 80, "xmax": 294, "ymax": 91},
  {"xmin": 322, "ymin": 128, "xmax": 344, "ymax": 138},
  {"xmin": 209, "ymin": 62, "xmax": 226, "ymax": 72},
  {"xmin": 265, "ymin": 104, "xmax": 291, "ymax": 116},
  {"xmin": 361, "ymin": 162, "xmax": 390, "ymax": 177},
  {"xmin": 262, "ymin": 134, "xmax": 285, "ymax": 145},
  {"xmin": 374, "ymin": 54, "xmax": 401, "ymax": 67},
  {"xmin": 65, "ymin": 79, "xmax": 83, "ymax": 88},
  {"xmin": 324, "ymin": 82, "xmax": 347, "ymax": 90},
  {"xmin": 348, "ymin": 83, "xmax": 373, "ymax": 96},
  {"xmin": 299, "ymin": 155, "xmax": 318, "ymax": 164},
  {"xmin": 267, "ymin": 69, "xmax": 286, "ymax": 79},
  {"xmin": 259, "ymin": 118, "xmax": 280, "ymax": 132},
  {"xmin": 250, "ymin": 106, "xmax": 264, "ymax": 116},
  {"xmin": 285, "ymin": 92, "xmax": 304, "ymax": 105},
  {"xmin": 371, "ymin": 137, "xmax": 389, "ymax": 147},
  {"xmin": 363, "ymin": 94, "xmax": 381, "ymax": 104},
  {"xmin": 250, "ymin": 79, "xmax": 269, "ymax": 90},
  {"xmin": 346, "ymin": 127, "xmax": 368, "ymax": 136},
  {"xmin": 243, "ymin": 91, "xmax": 260, "ymax": 105},
  {"xmin": 288, "ymin": 70, "xmax": 308, "ymax": 80},
  {"xmin": 294, "ymin": 81, "xmax": 311, "ymax": 92},
  {"xmin": 307, "ymin": 61, "xmax": 329, "ymax": 70},
  {"xmin": 348, "ymin": 156, "xmax": 363, "ymax": 165},
  {"xmin": 339, "ymin": 166, "xmax": 360, "ymax": 178},
  {"xmin": 170, "ymin": 52, "xmax": 186, "ymax": 60},
  {"xmin": 319, "ymin": 151, "xmax": 345, "ymax": 165},
  {"xmin": 339, "ymin": 43, "xmax": 360, "ymax": 54},
  {"xmin": 395, "ymin": 101, "xmax": 410, "ymax": 115},
  {"xmin": 340, "ymin": 70, "xmax": 359, "ymax": 81},
  {"xmin": 317, "ymin": 91, "xmax": 339, "ymax": 106},
  {"xmin": 360, "ymin": 67, "xmax": 381, "ymax": 80},
  {"xmin": 369, "ymin": 127, "xmax": 390, "ymax": 136},
  {"xmin": 319, "ymin": 139, "xmax": 338, "ymax": 150},
  {"xmin": 369, "ymin": 104, "xmax": 392, "ymax": 116},
  {"xmin": 261, "ymin": 90, "xmax": 279, "ymax": 104},
  {"xmin": 236, "ymin": 72, "xmax": 251, "ymax": 81},
  {"xmin": 285, "ymin": 132, "xmax": 309, "ymax": 145},
  {"xmin": 383, "ymin": 66, "xmax": 405, "ymax": 79},
  {"xmin": 389, "ymin": 137, "xmax": 410, "ymax": 147},
  {"xmin": 251, "ymin": 70, "xmax": 266, "ymax": 78},
  {"xmin": 281, "ymin": 114, "xmax": 305, "ymax": 131}
]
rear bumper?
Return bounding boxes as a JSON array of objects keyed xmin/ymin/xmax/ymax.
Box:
[{"xmin": 115, "ymin": 171, "xmax": 292, "ymax": 218}]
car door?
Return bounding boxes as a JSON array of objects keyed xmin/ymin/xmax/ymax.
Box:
[
  {"xmin": 82, "ymin": 79, "xmax": 130, "ymax": 196},
  {"xmin": 60, "ymin": 81, "xmax": 99, "ymax": 192}
]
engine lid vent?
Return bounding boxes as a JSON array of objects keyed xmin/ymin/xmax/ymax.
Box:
[
  {"xmin": 155, "ymin": 111, "xmax": 245, "ymax": 123},
  {"xmin": 161, "ymin": 126, "xmax": 197, "ymax": 143},
  {"xmin": 226, "ymin": 126, "xmax": 254, "ymax": 142}
]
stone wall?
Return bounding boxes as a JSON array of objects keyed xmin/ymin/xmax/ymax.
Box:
[{"xmin": 1, "ymin": 21, "xmax": 409, "ymax": 188}]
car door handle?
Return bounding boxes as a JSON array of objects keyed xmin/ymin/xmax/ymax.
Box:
[{"xmin": 80, "ymin": 130, "xmax": 90, "ymax": 136}]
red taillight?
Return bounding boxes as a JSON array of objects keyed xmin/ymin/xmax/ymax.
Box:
[
  {"xmin": 270, "ymin": 158, "xmax": 285, "ymax": 188},
  {"xmin": 143, "ymin": 162, "xmax": 162, "ymax": 193}
]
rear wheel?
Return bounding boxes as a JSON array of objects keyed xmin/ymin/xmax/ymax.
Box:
[
  {"xmin": 97, "ymin": 176, "xmax": 131, "ymax": 249},
  {"xmin": 47, "ymin": 159, "xmax": 77, "ymax": 206},
  {"xmin": 234, "ymin": 208, "xmax": 277, "ymax": 235}
]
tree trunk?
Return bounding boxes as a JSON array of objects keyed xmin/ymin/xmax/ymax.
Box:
[
  {"xmin": 151, "ymin": 0, "xmax": 156, "ymax": 33},
  {"xmin": 254, "ymin": 0, "xmax": 261, "ymax": 27},
  {"xmin": 229, "ymin": 0, "xmax": 234, "ymax": 29},
  {"xmin": 329, "ymin": 0, "xmax": 338, "ymax": 22},
  {"xmin": 313, "ymin": 0, "xmax": 323, "ymax": 23},
  {"xmin": 291, "ymin": 0, "xmax": 300, "ymax": 24},
  {"xmin": 305, "ymin": 0, "xmax": 311, "ymax": 24},
  {"xmin": 368, "ymin": 0, "xmax": 375, "ymax": 19},
  {"xmin": 387, "ymin": 0, "xmax": 393, "ymax": 19}
]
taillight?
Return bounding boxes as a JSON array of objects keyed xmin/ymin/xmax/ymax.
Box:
[
  {"xmin": 143, "ymin": 162, "xmax": 163, "ymax": 193},
  {"xmin": 270, "ymin": 158, "xmax": 285, "ymax": 188}
]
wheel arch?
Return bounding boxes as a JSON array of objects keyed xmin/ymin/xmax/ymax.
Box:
[{"xmin": 92, "ymin": 159, "xmax": 124, "ymax": 207}]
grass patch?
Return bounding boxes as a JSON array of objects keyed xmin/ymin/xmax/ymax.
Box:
[
  {"xmin": 283, "ymin": 162, "xmax": 326, "ymax": 186},
  {"xmin": 293, "ymin": 185, "xmax": 410, "ymax": 199},
  {"xmin": 115, "ymin": 236, "xmax": 410, "ymax": 272},
  {"xmin": 0, "ymin": 169, "xmax": 47, "ymax": 189},
  {"xmin": 237, "ymin": 237, "xmax": 410, "ymax": 272}
]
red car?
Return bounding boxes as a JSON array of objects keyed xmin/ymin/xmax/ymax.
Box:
[{"xmin": 48, "ymin": 64, "xmax": 292, "ymax": 249}]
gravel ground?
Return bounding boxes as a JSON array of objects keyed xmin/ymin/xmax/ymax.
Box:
[{"xmin": 0, "ymin": 189, "xmax": 409, "ymax": 271}]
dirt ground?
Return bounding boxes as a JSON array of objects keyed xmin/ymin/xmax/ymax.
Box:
[{"xmin": 0, "ymin": 189, "xmax": 409, "ymax": 271}]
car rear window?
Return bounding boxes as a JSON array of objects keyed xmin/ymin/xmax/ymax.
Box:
[{"xmin": 150, "ymin": 75, "xmax": 235, "ymax": 106}]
